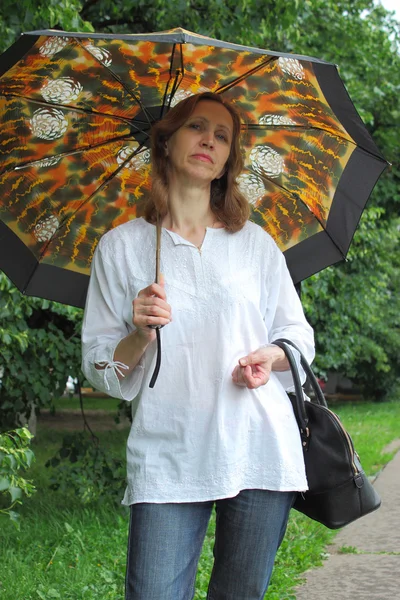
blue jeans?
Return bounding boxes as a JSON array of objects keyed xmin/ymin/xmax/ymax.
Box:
[{"xmin": 125, "ymin": 488, "xmax": 296, "ymax": 600}]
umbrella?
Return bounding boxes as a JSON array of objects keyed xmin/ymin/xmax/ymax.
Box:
[{"xmin": 0, "ymin": 27, "xmax": 388, "ymax": 309}]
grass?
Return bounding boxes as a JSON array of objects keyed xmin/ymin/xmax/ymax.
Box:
[
  {"xmin": 330, "ymin": 401, "xmax": 400, "ymax": 475},
  {"xmin": 51, "ymin": 395, "xmax": 121, "ymax": 412},
  {"xmin": 0, "ymin": 400, "xmax": 399, "ymax": 599}
]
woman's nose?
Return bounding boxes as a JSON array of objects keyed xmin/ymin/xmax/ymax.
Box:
[{"xmin": 201, "ymin": 135, "xmax": 214, "ymax": 148}]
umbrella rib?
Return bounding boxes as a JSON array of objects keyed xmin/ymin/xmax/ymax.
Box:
[
  {"xmin": 252, "ymin": 169, "xmax": 346, "ymax": 259},
  {"xmin": 290, "ymin": 191, "xmax": 346, "ymax": 259},
  {"xmin": 245, "ymin": 122, "xmax": 355, "ymax": 148},
  {"xmin": 216, "ymin": 56, "xmax": 278, "ymax": 95},
  {"xmin": 245, "ymin": 123, "xmax": 386, "ymax": 163},
  {"xmin": 75, "ymin": 38, "xmax": 154, "ymax": 127},
  {"xmin": 2, "ymin": 132, "xmax": 143, "ymax": 174},
  {"xmin": 33, "ymin": 141, "xmax": 149, "ymax": 267},
  {"xmin": 160, "ymin": 44, "xmax": 184, "ymax": 118},
  {"xmin": 0, "ymin": 93, "xmax": 147, "ymax": 134}
]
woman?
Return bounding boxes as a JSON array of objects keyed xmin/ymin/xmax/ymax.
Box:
[{"xmin": 81, "ymin": 92, "xmax": 314, "ymax": 600}]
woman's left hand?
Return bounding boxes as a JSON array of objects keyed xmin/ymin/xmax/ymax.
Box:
[{"xmin": 231, "ymin": 345, "xmax": 287, "ymax": 389}]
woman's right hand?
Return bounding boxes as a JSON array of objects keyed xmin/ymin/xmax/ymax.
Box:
[{"xmin": 132, "ymin": 274, "xmax": 172, "ymax": 342}]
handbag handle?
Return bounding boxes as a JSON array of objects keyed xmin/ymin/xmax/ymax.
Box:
[
  {"xmin": 273, "ymin": 339, "xmax": 327, "ymax": 407},
  {"xmin": 272, "ymin": 338, "xmax": 327, "ymax": 446}
]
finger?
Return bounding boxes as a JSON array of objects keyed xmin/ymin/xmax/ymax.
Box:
[
  {"xmin": 240, "ymin": 365, "xmax": 256, "ymax": 387},
  {"xmin": 137, "ymin": 282, "xmax": 167, "ymax": 300},
  {"xmin": 231, "ymin": 365, "xmax": 247, "ymax": 387},
  {"xmin": 233, "ymin": 365, "xmax": 265, "ymax": 389},
  {"xmin": 243, "ymin": 365, "xmax": 270, "ymax": 389},
  {"xmin": 134, "ymin": 297, "xmax": 171, "ymax": 314},
  {"xmin": 239, "ymin": 351, "xmax": 262, "ymax": 367},
  {"xmin": 133, "ymin": 302, "xmax": 171, "ymax": 325},
  {"xmin": 137, "ymin": 315, "xmax": 171, "ymax": 328}
]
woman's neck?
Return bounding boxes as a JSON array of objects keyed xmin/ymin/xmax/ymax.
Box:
[{"xmin": 162, "ymin": 179, "xmax": 215, "ymax": 233}]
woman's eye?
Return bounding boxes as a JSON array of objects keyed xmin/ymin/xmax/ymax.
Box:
[
  {"xmin": 216, "ymin": 133, "xmax": 228, "ymax": 142},
  {"xmin": 188, "ymin": 122, "xmax": 201, "ymax": 130}
]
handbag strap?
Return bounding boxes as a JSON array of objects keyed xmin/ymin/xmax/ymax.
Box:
[
  {"xmin": 272, "ymin": 338, "xmax": 327, "ymax": 449},
  {"xmin": 272, "ymin": 338, "xmax": 327, "ymax": 407}
]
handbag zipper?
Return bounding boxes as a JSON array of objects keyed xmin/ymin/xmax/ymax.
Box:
[{"xmin": 327, "ymin": 408, "xmax": 359, "ymax": 475}]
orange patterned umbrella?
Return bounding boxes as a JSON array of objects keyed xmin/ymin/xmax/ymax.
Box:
[{"xmin": 0, "ymin": 28, "xmax": 388, "ymax": 307}]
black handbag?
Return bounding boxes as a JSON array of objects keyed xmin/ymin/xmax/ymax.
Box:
[{"xmin": 272, "ymin": 338, "xmax": 381, "ymax": 529}]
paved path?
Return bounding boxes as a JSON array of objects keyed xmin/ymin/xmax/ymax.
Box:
[{"xmin": 293, "ymin": 450, "xmax": 400, "ymax": 599}]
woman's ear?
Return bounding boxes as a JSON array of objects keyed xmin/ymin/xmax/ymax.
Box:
[{"xmin": 164, "ymin": 141, "xmax": 169, "ymax": 157}]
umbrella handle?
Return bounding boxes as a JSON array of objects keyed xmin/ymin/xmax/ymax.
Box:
[
  {"xmin": 155, "ymin": 212, "xmax": 161, "ymax": 284},
  {"xmin": 149, "ymin": 213, "xmax": 163, "ymax": 388}
]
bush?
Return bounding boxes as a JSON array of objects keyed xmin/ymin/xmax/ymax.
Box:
[
  {"xmin": 303, "ymin": 210, "xmax": 400, "ymax": 400},
  {"xmin": 0, "ymin": 427, "xmax": 35, "ymax": 527},
  {"xmin": 0, "ymin": 274, "xmax": 83, "ymax": 431},
  {"xmin": 45, "ymin": 432, "xmax": 126, "ymax": 504}
]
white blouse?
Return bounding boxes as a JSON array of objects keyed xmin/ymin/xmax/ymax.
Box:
[{"xmin": 81, "ymin": 217, "xmax": 315, "ymax": 504}]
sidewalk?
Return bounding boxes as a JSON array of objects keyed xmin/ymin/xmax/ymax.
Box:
[{"xmin": 293, "ymin": 448, "xmax": 400, "ymax": 600}]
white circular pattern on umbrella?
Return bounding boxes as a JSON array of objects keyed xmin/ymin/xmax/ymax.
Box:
[
  {"xmin": 278, "ymin": 57, "xmax": 305, "ymax": 81},
  {"xmin": 259, "ymin": 114, "xmax": 297, "ymax": 126},
  {"xmin": 33, "ymin": 215, "xmax": 60, "ymax": 242},
  {"xmin": 168, "ymin": 90, "xmax": 193, "ymax": 106},
  {"xmin": 29, "ymin": 108, "xmax": 68, "ymax": 140},
  {"xmin": 84, "ymin": 44, "xmax": 112, "ymax": 67},
  {"xmin": 41, "ymin": 77, "xmax": 83, "ymax": 105},
  {"xmin": 237, "ymin": 173, "xmax": 266, "ymax": 205},
  {"xmin": 39, "ymin": 37, "xmax": 70, "ymax": 57},
  {"xmin": 250, "ymin": 146, "xmax": 284, "ymax": 179},
  {"xmin": 117, "ymin": 146, "xmax": 151, "ymax": 170},
  {"xmin": 167, "ymin": 87, "xmax": 210, "ymax": 107}
]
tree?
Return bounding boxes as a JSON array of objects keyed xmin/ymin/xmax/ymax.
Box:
[
  {"xmin": 302, "ymin": 209, "xmax": 400, "ymax": 399},
  {"xmin": 0, "ymin": 0, "xmax": 399, "ymax": 409},
  {"xmin": 0, "ymin": 274, "xmax": 82, "ymax": 431}
]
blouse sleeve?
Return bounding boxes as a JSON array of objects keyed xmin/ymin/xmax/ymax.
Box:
[
  {"xmin": 81, "ymin": 242, "xmax": 145, "ymax": 401},
  {"xmin": 264, "ymin": 245, "xmax": 315, "ymax": 390}
]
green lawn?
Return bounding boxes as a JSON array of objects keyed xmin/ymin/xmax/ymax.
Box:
[
  {"xmin": 1, "ymin": 400, "xmax": 399, "ymax": 599},
  {"xmin": 51, "ymin": 395, "xmax": 121, "ymax": 412}
]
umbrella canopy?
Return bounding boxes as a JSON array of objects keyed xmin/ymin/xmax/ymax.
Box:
[{"xmin": 0, "ymin": 27, "xmax": 388, "ymax": 308}]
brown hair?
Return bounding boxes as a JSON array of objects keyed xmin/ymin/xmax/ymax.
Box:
[{"xmin": 144, "ymin": 92, "xmax": 250, "ymax": 232}]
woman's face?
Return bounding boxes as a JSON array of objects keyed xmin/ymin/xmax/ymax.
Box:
[{"xmin": 165, "ymin": 100, "xmax": 233, "ymax": 184}]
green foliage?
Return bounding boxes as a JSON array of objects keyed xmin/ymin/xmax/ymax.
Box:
[
  {"xmin": 79, "ymin": 0, "xmax": 304, "ymax": 50},
  {"xmin": 333, "ymin": 398, "xmax": 400, "ymax": 474},
  {"xmin": 303, "ymin": 209, "xmax": 400, "ymax": 399},
  {"xmin": 0, "ymin": 502, "xmax": 127, "ymax": 599},
  {"xmin": 0, "ymin": 273, "xmax": 83, "ymax": 430},
  {"xmin": 0, "ymin": 0, "xmax": 93, "ymax": 53},
  {"xmin": 52, "ymin": 394, "xmax": 121, "ymax": 411},
  {"xmin": 45, "ymin": 432, "xmax": 126, "ymax": 503},
  {"xmin": 0, "ymin": 427, "xmax": 35, "ymax": 526}
]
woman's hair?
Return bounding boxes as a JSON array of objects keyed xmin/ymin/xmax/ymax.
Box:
[{"xmin": 144, "ymin": 92, "xmax": 250, "ymax": 232}]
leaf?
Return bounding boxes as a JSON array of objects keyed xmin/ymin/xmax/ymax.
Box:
[
  {"xmin": 9, "ymin": 485, "xmax": 22, "ymax": 503},
  {"xmin": 0, "ymin": 477, "xmax": 11, "ymax": 491},
  {"xmin": 8, "ymin": 510, "xmax": 20, "ymax": 529},
  {"xmin": 24, "ymin": 449, "xmax": 35, "ymax": 467},
  {"xmin": 1, "ymin": 331, "xmax": 12, "ymax": 344}
]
